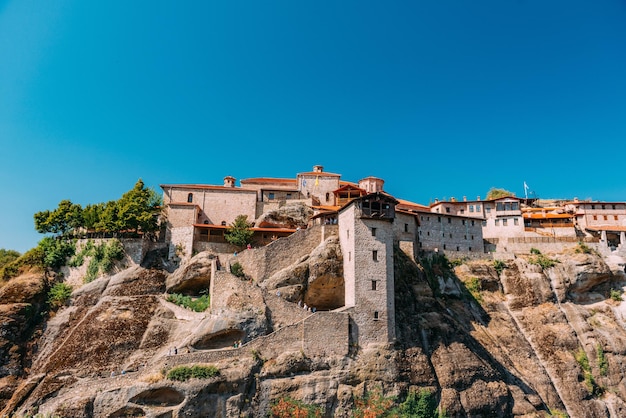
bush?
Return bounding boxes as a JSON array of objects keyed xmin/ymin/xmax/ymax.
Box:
[
  {"xmin": 166, "ymin": 293, "xmax": 210, "ymax": 312},
  {"xmin": 85, "ymin": 258, "xmax": 100, "ymax": 283},
  {"xmin": 399, "ymin": 389, "xmax": 441, "ymax": 418},
  {"xmin": 353, "ymin": 389, "xmax": 397, "ymax": 418},
  {"xmin": 575, "ymin": 241, "xmax": 593, "ymax": 254},
  {"xmin": 230, "ymin": 262, "xmax": 245, "ymax": 278},
  {"xmin": 610, "ymin": 289, "xmax": 622, "ymax": 302},
  {"xmin": 270, "ymin": 397, "xmax": 323, "ymax": 418},
  {"xmin": 528, "ymin": 253, "xmax": 558, "ymax": 270},
  {"xmin": 493, "ymin": 259, "xmax": 507, "ymax": 275},
  {"xmin": 166, "ymin": 365, "xmax": 219, "ymax": 381},
  {"xmin": 48, "ymin": 282, "xmax": 73, "ymax": 309},
  {"xmin": 38, "ymin": 237, "xmax": 75, "ymax": 269},
  {"xmin": 530, "ymin": 247, "xmax": 541, "ymax": 255}
]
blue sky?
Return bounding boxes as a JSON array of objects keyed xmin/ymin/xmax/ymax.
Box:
[{"xmin": 1, "ymin": 0, "xmax": 625, "ymax": 253}]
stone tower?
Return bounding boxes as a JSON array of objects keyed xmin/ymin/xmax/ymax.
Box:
[{"xmin": 338, "ymin": 192, "xmax": 398, "ymax": 347}]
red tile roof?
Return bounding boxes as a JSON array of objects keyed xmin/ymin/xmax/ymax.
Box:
[{"xmin": 160, "ymin": 184, "xmax": 257, "ymax": 192}]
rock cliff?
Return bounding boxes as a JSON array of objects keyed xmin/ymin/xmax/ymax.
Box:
[{"xmin": 1, "ymin": 242, "xmax": 626, "ymax": 417}]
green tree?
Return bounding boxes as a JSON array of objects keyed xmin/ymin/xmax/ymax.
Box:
[
  {"xmin": 399, "ymin": 389, "xmax": 439, "ymax": 418},
  {"xmin": 486, "ymin": 188, "xmax": 515, "ymax": 200},
  {"xmin": 224, "ymin": 215, "xmax": 254, "ymax": 248},
  {"xmin": 34, "ymin": 200, "xmax": 83, "ymax": 236},
  {"xmin": 116, "ymin": 179, "xmax": 160, "ymax": 234},
  {"xmin": 0, "ymin": 249, "xmax": 20, "ymax": 269}
]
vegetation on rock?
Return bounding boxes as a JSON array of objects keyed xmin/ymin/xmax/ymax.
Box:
[
  {"xmin": 270, "ymin": 397, "xmax": 323, "ymax": 418},
  {"xmin": 166, "ymin": 292, "xmax": 210, "ymax": 312},
  {"xmin": 166, "ymin": 365, "xmax": 219, "ymax": 381},
  {"xmin": 48, "ymin": 282, "xmax": 72, "ymax": 310},
  {"xmin": 485, "ymin": 187, "xmax": 515, "ymax": 200}
]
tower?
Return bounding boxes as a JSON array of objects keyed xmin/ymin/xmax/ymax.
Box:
[{"xmin": 338, "ymin": 192, "xmax": 398, "ymax": 347}]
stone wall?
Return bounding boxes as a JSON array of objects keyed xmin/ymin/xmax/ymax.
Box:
[
  {"xmin": 169, "ymin": 226, "xmax": 194, "ymax": 260},
  {"xmin": 161, "ymin": 312, "xmax": 349, "ymax": 370},
  {"xmin": 234, "ymin": 226, "xmax": 323, "ymax": 282},
  {"xmin": 302, "ymin": 312, "xmax": 349, "ymax": 357},
  {"xmin": 493, "ymin": 236, "xmax": 600, "ymax": 255},
  {"xmin": 418, "ymin": 213, "xmax": 484, "ymax": 255}
]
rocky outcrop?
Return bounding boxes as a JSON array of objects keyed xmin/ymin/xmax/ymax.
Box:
[
  {"xmin": 3, "ymin": 242, "xmax": 626, "ymax": 417},
  {"xmin": 255, "ymin": 202, "xmax": 313, "ymax": 229}
]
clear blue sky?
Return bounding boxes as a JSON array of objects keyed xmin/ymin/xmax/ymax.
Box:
[{"xmin": 1, "ymin": 0, "xmax": 625, "ymax": 253}]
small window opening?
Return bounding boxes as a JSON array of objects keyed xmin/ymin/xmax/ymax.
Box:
[
  {"xmin": 371, "ymin": 280, "xmax": 377, "ymax": 290},
  {"xmin": 372, "ymin": 250, "xmax": 378, "ymax": 261},
  {"xmin": 374, "ymin": 311, "xmax": 379, "ymax": 320},
  {"xmin": 371, "ymin": 227, "xmax": 377, "ymax": 236},
  {"xmin": 187, "ymin": 193, "xmax": 193, "ymax": 203}
]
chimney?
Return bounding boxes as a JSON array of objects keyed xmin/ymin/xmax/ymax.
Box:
[
  {"xmin": 477, "ymin": 196, "xmax": 481, "ymax": 201},
  {"xmin": 223, "ymin": 176, "xmax": 236, "ymax": 188},
  {"xmin": 451, "ymin": 197, "xmax": 456, "ymax": 202},
  {"xmin": 313, "ymin": 165, "xmax": 324, "ymax": 173},
  {"xmin": 434, "ymin": 198, "xmax": 439, "ymax": 203},
  {"xmin": 463, "ymin": 196, "xmax": 467, "ymax": 201}
]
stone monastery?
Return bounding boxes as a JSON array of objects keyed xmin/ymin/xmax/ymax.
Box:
[{"xmin": 160, "ymin": 165, "xmax": 626, "ymax": 349}]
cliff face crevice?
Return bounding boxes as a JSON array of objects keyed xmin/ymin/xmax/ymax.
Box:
[{"xmin": 2, "ymin": 243, "xmax": 626, "ymax": 417}]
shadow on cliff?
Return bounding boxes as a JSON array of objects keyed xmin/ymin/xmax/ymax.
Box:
[{"xmin": 393, "ymin": 249, "xmax": 552, "ymax": 416}]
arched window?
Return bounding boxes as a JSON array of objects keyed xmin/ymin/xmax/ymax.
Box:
[
  {"xmin": 187, "ymin": 193, "xmax": 193, "ymax": 203},
  {"xmin": 325, "ymin": 192, "xmax": 330, "ymax": 201}
]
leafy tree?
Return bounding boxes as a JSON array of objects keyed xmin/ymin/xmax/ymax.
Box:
[
  {"xmin": 486, "ymin": 188, "xmax": 515, "ymax": 200},
  {"xmin": 116, "ymin": 179, "xmax": 160, "ymax": 234},
  {"xmin": 224, "ymin": 215, "xmax": 254, "ymax": 248},
  {"xmin": 34, "ymin": 200, "xmax": 83, "ymax": 236},
  {"xmin": 82, "ymin": 203, "xmax": 104, "ymax": 231},
  {"xmin": 0, "ymin": 249, "xmax": 20, "ymax": 269},
  {"xmin": 38, "ymin": 237, "xmax": 75, "ymax": 269}
]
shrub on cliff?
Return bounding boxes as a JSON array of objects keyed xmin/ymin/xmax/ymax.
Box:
[
  {"xmin": 48, "ymin": 282, "xmax": 73, "ymax": 310},
  {"xmin": 270, "ymin": 397, "xmax": 323, "ymax": 418},
  {"xmin": 166, "ymin": 365, "xmax": 219, "ymax": 381}
]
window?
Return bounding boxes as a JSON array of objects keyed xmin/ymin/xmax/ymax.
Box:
[
  {"xmin": 464, "ymin": 235, "xmax": 467, "ymax": 240},
  {"xmin": 420, "ymin": 216, "xmax": 424, "ymax": 220},
  {"xmin": 602, "ymin": 205, "xmax": 606, "ymax": 210},
  {"xmin": 371, "ymin": 280, "xmax": 377, "ymax": 290},
  {"xmin": 348, "ymin": 252, "xmax": 351, "ymax": 261},
  {"xmin": 476, "ymin": 204, "xmax": 481, "ymax": 211},
  {"xmin": 221, "ymin": 221, "xmax": 227, "ymax": 226},
  {"xmin": 462, "ymin": 219, "xmax": 466, "ymax": 225},
  {"xmin": 593, "ymin": 215, "xmax": 597, "ymax": 220},
  {"xmin": 447, "ymin": 218, "xmax": 451, "ymax": 224},
  {"xmin": 604, "ymin": 215, "xmax": 608, "ymax": 220},
  {"xmin": 371, "ymin": 227, "xmax": 377, "ymax": 236},
  {"xmin": 438, "ymin": 216, "xmax": 441, "ymax": 223},
  {"xmin": 591, "ymin": 204, "xmax": 596, "ymax": 209},
  {"xmin": 469, "ymin": 205, "xmax": 474, "ymax": 213},
  {"xmin": 511, "ymin": 202, "xmax": 519, "ymax": 210},
  {"xmin": 460, "ymin": 209, "xmax": 465, "ymax": 214},
  {"xmin": 427, "ymin": 231, "xmax": 430, "ymax": 236},
  {"xmin": 446, "ymin": 207, "xmax": 450, "ymax": 213},
  {"xmin": 269, "ymin": 192, "xmax": 275, "ymax": 200},
  {"xmin": 514, "ymin": 218, "xmax": 519, "ymax": 226},
  {"xmin": 347, "ymin": 229, "xmax": 349, "ymax": 238},
  {"xmin": 482, "ymin": 220, "xmax": 487, "ymax": 226},
  {"xmin": 469, "ymin": 247, "xmax": 472, "ymax": 251},
  {"xmin": 373, "ymin": 250, "xmax": 378, "ymax": 261},
  {"xmin": 187, "ymin": 193, "xmax": 193, "ymax": 203},
  {"xmin": 471, "ymin": 220, "xmax": 475, "ymax": 226},
  {"xmin": 495, "ymin": 219, "xmax": 500, "ymax": 226},
  {"xmin": 374, "ymin": 311, "xmax": 379, "ymax": 320},
  {"xmin": 404, "ymin": 223, "xmax": 409, "ymax": 232},
  {"xmin": 449, "ymin": 233, "xmax": 452, "ymax": 238},
  {"xmin": 615, "ymin": 215, "xmax": 619, "ymax": 221},
  {"xmin": 443, "ymin": 244, "xmax": 447, "ymax": 250},
  {"xmin": 503, "ymin": 219, "xmax": 508, "ymax": 226},
  {"xmin": 326, "ymin": 192, "xmax": 330, "ymax": 201},
  {"xmin": 471, "ymin": 235, "xmax": 474, "ymax": 240},
  {"xmin": 286, "ymin": 193, "xmax": 292, "ymax": 199},
  {"xmin": 485, "ymin": 207, "xmax": 491, "ymax": 214},
  {"xmin": 456, "ymin": 246, "xmax": 460, "ymax": 251},
  {"xmin": 612, "ymin": 205, "xmax": 616, "ymax": 210}
]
